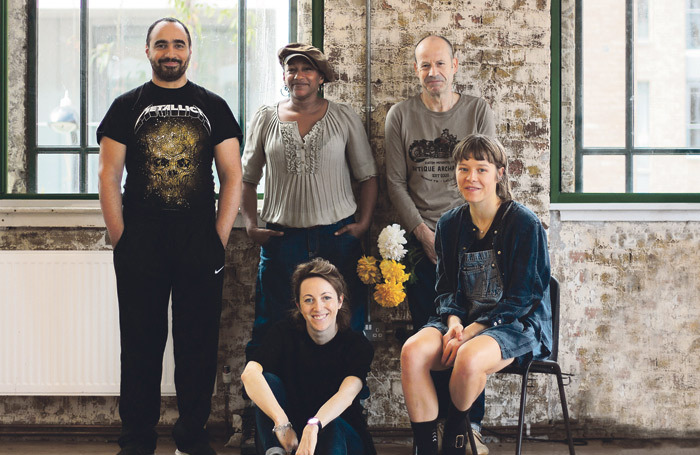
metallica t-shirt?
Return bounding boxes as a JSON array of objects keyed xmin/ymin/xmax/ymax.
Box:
[
  {"xmin": 385, "ymin": 93, "xmax": 495, "ymax": 233},
  {"xmin": 97, "ymin": 81, "xmax": 242, "ymax": 214}
]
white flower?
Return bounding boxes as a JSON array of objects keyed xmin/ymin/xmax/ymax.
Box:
[{"xmin": 377, "ymin": 224, "xmax": 408, "ymax": 261}]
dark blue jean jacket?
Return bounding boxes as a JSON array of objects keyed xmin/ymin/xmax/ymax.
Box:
[{"xmin": 434, "ymin": 201, "xmax": 553, "ymax": 358}]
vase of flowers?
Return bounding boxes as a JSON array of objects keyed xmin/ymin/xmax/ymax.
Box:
[{"xmin": 356, "ymin": 224, "xmax": 411, "ymax": 308}]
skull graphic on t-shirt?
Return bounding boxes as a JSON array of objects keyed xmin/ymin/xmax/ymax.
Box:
[{"xmin": 133, "ymin": 105, "xmax": 212, "ymax": 209}]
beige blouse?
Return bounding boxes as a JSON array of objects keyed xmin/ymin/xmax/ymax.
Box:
[{"xmin": 242, "ymin": 101, "xmax": 377, "ymax": 228}]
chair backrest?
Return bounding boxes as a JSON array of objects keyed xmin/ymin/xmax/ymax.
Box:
[{"xmin": 548, "ymin": 276, "xmax": 560, "ymax": 362}]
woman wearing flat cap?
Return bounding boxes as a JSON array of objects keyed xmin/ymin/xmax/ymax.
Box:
[{"xmin": 240, "ymin": 43, "xmax": 378, "ymax": 362}]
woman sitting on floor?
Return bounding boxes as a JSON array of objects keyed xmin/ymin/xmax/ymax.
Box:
[
  {"xmin": 400, "ymin": 134, "xmax": 553, "ymax": 455},
  {"xmin": 241, "ymin": 258, "xmax": 376, "ymax": 455}
]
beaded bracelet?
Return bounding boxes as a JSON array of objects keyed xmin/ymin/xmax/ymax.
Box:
[{"xmin": 272, "ymin": 421, "xmax": 293, "ymax": 434}]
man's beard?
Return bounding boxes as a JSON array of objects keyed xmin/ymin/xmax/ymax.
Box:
[{"xmin": 150, "ymin": 56, "xmax": 190, "ymax": 82}]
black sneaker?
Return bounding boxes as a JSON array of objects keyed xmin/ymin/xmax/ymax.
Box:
[{"xmin": 174, "ymin": 444, "xmax": 216, "ymax": 455}]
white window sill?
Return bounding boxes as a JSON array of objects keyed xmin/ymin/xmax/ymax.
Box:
[
  {"xmin": 550, "ymin": 203, "xmax": 700, "ymax": 222},
  {"xmin": 3, "ymin": 200, "xmax": 699, "ymax": 226},
  {"xmin": 3, "ymin": 201, "xmax": 700, "ymax": 226},
  {"xmin": 0, "ymin": 200, "xmax": 106, "ymax": 227},
  {"xmin": 0, "ymin": 200, "xmax": 255, "ymax": 228}
]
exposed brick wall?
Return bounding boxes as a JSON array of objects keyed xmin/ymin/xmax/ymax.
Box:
[
  {"xmin": 323, "ymin": 0, "xmax": 555, "ymax": 430},
  {"xmin": 7, "ymin": 0, "xmax": 28, "ymax": 193}
]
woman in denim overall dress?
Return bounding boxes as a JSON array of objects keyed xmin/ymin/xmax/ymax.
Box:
[{"xmin": 401, "ymin": 134, "xmax": 553, "ymax": 455}]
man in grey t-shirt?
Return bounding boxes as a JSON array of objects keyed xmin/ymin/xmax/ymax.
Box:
[{"xmin": 386, "ymin": 35, "xmax": 494, "ymax": 455}]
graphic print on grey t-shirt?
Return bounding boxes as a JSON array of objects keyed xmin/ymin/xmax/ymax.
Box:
[
  {"xmin": 133, "ymin": 104, "xmax": 212, "ymax": 209},
  {"xmin": 408, "ymin": 129, "xmax": 458, "ymax": 184}
]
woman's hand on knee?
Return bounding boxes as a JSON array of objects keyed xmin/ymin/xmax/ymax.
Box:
[
  {"xmin": 443, "ymin": 323, "xmax": 464, "ymax": 348},
  {"xmin": 441, "ymin": 324, "xmax": 467, "ymax": 367},
  {"xmin": 275, "ymin": 425, "xmax": 299, "ymax": 453},
  {"xmin": 296, "ymin": 425, "xmax": 319, "ymax": 455}
]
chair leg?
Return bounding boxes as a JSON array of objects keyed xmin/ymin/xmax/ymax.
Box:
[
  {"xmin": 514, "ymin": 370, "xmax": 530, "ymax": 455},
  {"xmin": 553, "ymin": 366, "xmax": 576, "ymax": 455},
  {"xmin": 465, "ymin": 413, "xmax": 479, "ymax": 455}
]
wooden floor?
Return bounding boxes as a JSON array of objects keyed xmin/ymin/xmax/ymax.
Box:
[{"xmin": 0, "ymin": 438, "xmax": 699, "ymax": 454}]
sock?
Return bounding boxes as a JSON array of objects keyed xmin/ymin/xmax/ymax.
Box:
[
  {"xmin": 443, "ymin": 402, "xmax": 469, "ymax": 451},
  {"xmin": 410, "ymin": 420, "xmax": 438, "ymax": 455}
]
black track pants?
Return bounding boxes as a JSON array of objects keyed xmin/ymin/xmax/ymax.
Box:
[{"xmin": 113, "ymin": 213, "xmax": 225, "ymax": 452}]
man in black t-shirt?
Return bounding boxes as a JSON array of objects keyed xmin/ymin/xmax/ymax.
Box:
[{"xmin": 97, "ymin": 17, "xmax": 242, "ymax": 455}]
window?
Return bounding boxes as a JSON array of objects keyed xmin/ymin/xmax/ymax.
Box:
[
  {"xmin": 691, "ymin": 84, "xmax": 700, "ymax": 147},
  {"xmin": 553, "ymin": 0, "xmax": 700, "ymax": 202},
  {"xmin": 637, "ymin": 0, "xmax": 649, "ymax": 42},
  {"xmin": 3, "ymin": 0, "xmax": 297, "ymax": 195},
  {"xmin": 690, "ymin": 0, "xmax": 700, "ymax": 49}
]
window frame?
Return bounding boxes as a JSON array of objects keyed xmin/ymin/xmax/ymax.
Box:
[
  {"xmin": 689, "ymin": 0, "xmax": 700, "ymax": 49},
  {"xmin": 1, "ymin": 0, "xmax": 7, "ymax": 196},
  {"xmin": 551, "ymin": 0, "xmax": 700, "ymax": 203},
  {"xmin": 1, "ymin": 0, "xmax": 321, "ymax": 200}
]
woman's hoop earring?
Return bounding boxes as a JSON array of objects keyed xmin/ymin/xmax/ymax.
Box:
[{"xmin": 281, "ymin": 85, "xmax": 290, "ymax": 96}]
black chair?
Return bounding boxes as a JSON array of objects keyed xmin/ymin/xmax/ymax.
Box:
[{"xmin": 466, "ymin": 276, "xmax": 576, "ymax": 455}]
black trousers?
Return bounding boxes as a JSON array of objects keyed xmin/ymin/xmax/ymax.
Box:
[{"xmin": 113, "ymin": 210, "xmax": 225, "ymax": 452}]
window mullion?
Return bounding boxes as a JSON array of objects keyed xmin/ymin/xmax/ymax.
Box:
[
  {"xmin": 574, "ymin": 0, "xmax": 583, "ymax": 192},
  {"xmin": 312, "ymin": 0, "xmax": 323, "ymax": 51},
  {"xmin": 238, "ymin": 0, "xmax": 246, "ymax": 140},
  {"xmin": 625, "ymin": 0, "xmax": 635, "ymax": 193},
  {"xmin": 79, "ymin": 0, "xmax": 88, "ymax": 193},
  {"xmin": 28, "ymin": 3, "xmax": 38, "ymax": 193},
  {"xmin": 289, "ymin": 0, "xmax": 298, "ymax": 43}
]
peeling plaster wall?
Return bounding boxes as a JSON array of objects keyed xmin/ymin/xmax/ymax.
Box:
[
  {"xmin": 3, "ymin": 0, "xmax": 700, "ymax": 438},
  {"xmin": 549, "ymin": 216, "xmax": 700, "ymax": 436}
]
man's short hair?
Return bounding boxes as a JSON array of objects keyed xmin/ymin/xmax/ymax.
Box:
[
  {"xmin": 146, "ymin": 17, "xmax": 192, "ymax": 47},
  {"xmin": 414, "ymin": 34, "xmax": 454, "ymax": 61}
]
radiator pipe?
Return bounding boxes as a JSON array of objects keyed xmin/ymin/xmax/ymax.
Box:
[
  {"xmin": 364, "ymin": 0, "xmax": 373, "ymax": 329},
  {"xmin": 365, "ymin": 0, "xmax": 372, "ymax": 137}
]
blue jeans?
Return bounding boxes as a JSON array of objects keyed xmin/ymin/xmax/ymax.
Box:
[
  {"xmin": 245, "ymin": 216, "xmax": 367, "ymax": 360},
  {"xmin": 255, "ymin": 373, "xmax": 365, "ymax": 455},
  {"xmin": 405, "ymin": 239, "xmax": 486, "ymax": 426}
]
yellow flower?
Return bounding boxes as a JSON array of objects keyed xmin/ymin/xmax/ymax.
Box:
[
  {"xmin": 373, "ymin": 281, "xmax": 406, "ymax": 308},
  {"xmin": 357, "ymin": 256, "xmax": 381, "ymax": 284},
  {"xmin": 379, "ymin": 259, "xmax": 410, "ymax": 284}
]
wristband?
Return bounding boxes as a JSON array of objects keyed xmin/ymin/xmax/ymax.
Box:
[
  {"xmin": 272, "ymin": 421, "xmax": 292, "ymax": 433},
  {"xmin": 307, "ymin": 417, "xmax": 322, "ymax": 431}
]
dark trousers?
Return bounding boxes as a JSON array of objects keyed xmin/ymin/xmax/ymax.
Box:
[
  {"xmin": 245, "ymin": 216, "xmax": 366, "ymax": 360},
  {"xmin": 405, "ymin": 245, "xmax": 486, "ymax": 426},
  {"xmin": 113, "ymin": 211, "xmax": 225, "ymax": 452},
  {"xmin": 255, "ymin": 373, "xmax": 365, "ymax": 455}
]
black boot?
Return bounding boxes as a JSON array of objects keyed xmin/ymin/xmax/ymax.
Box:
[
  {"xmin": 442, "ymin": 403, "xmax": 469, "ymax": 455},
  {"xmin": 410, "ymin": 420, "xmax": 438, "ymax": 455}
]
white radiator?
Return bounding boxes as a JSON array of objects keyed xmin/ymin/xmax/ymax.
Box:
[{"xmin": 0, "ymin": 251, "xmax": 175, "ymax": 396}]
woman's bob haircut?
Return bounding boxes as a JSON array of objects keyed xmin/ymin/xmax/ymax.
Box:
[{"xmin": 452, "ymin": 133, "xmax": 513, "ymax": 201}]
